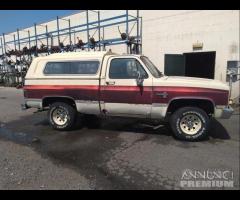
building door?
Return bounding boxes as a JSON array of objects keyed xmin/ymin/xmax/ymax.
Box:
[
  {"xmin": 164, "ymin": 51, "xmax": 216, "ymax": 79},
  {"xmin": 164, "ymin": 54, "xmax": 185, "ymax": 76},
  {"xmin": 184, "ymin": 51, "xmax": 216, "ymax": 79}
]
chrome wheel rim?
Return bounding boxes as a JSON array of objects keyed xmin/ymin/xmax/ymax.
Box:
[
  {"xmin": 52, "ymin": 107, "xmax": 68, "ymax": 126},
  {"xmin": 179, "ymin": 114, "xmax": 202, "ymax": 135}
]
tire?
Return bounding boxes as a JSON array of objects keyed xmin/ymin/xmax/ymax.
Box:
[
  {"xmin": 169, "ymin": 106, "xmax": 210, "ymax": 141},
  {"xmin": 48, "ymin": 102, "xmax": 77, "ymax": 131}
]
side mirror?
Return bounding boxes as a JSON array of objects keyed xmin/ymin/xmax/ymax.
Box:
[{"xmin": 136, "ymin": 71, "xmax": 144, "ymax": 86}]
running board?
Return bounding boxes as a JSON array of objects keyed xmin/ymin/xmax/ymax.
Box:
[{"xmin": 139, "ymin": 123, "xmax": 165, "ymax": 130}]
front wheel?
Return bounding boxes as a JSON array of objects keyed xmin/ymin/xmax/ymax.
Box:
[
  {"xmin": 169, "ymin": 107, "xmax": 210, "ymax": 141},
  {"xmin": 48, "ymin": 102, "xmax": 77, "ymax": 131}
]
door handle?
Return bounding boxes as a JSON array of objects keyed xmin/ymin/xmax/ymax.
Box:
[{"xmin": 106, "ymin": 81, "xmax": 115, "ymax": 85}]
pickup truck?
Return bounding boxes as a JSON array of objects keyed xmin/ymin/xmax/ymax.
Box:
[{"xmin": 22, "ymin": 51, "xmax": 233, "ymax": 141}]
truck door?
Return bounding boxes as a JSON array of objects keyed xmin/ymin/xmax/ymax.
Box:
[{"xmin": 102, "ymin": 57, "xmax": 152, "ymax": 117}]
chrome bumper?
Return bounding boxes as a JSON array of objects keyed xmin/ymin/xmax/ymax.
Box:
[
  {"xmin": 21, "ymin": 103, "xmax": 30, "ymax": 110},
  {"xmin": 21, "ymin": 99, "xmax": 42, "ymax": 110},
  {"xmin": 220, "ymin": 106, "xmax": 234, "ymax": 119}
]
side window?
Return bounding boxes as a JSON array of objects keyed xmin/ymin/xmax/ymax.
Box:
[
  {"xmin": 44, "ymin": 61, "xmax": 99, "ymax": 75},
  {"xmin": 70, "ymin": 61, "xmax": 99, "ymax": 74},
  {"xmin": 44, "ymin": 62, "xmax": 70, "ymax": 74},
  {"xmin": 109, "ymin": 58, "xmax": 148, "ymax": 79}
]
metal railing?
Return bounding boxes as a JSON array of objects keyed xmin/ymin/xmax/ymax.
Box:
[{"xmin": 0, "ymin": 10, "xmax": 142, "ymax": 87}]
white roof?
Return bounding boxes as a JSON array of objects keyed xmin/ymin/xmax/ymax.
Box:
[
  {"xmin": 31, "ymin": 51, "xmax": 117, "ymax": 62},
  {"xmin": 32, "ymin": 51, "xmax": 143, "ymax": 63},
  {"xmin": 47, "ymin": 51, "xmax": 110, "ymax": 59}
]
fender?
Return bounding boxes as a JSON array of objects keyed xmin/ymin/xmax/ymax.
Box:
[
  {"xmin": 166, "ymin": 96, "xmax": 216, "ymax": 116},
  {"xmin": 42, "ymin": 96, "xmax": 77, "ymax": 108},
  {"xmin": 167, "ymin": 96, "xmax": 216, "ymax": 108}
]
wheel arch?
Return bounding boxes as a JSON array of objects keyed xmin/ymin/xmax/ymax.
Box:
[
  {"xmin": 166, "ymin": 97, "xmax": 215, "ymax": 116},
  {"xmin": 42, "ymin": 96, "xmax": 77, "ymax": 109}
]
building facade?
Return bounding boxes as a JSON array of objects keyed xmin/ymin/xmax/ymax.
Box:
[{"xmin": 1, "ymin": 10, "xmax": 239, "ymax": 101}]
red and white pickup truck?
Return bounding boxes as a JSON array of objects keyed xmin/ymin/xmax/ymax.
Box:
[{"xmin": 22, "ymin": 51, "xmax": 233, "ymax": 141}]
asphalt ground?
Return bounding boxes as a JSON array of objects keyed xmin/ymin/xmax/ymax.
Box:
[{"xmin": 0, "ymin": 87, "xmax": 239, "ymax": 190}]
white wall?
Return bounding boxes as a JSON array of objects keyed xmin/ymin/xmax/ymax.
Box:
[
  {"xmin": 139, "ymin": 10, "xmax": 239, "ymax": 100},
  {"xmin": 1, "ymin": 10, "xmax": 239, "ymax": 99}
]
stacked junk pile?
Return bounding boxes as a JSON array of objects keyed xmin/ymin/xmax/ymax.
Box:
[{"xmin": 0, "ymin": 10, "xmax": 142, "ymax": 87}]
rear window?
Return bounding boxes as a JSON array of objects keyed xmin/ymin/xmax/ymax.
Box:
[{"xmin": 44, "ymin": 61, "xmax": 99, "ymax": 75}]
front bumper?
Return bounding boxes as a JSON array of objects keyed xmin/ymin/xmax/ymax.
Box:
[
  {"xmin": 221, "ymin": 106, "xmax": 234, "ymax": 119},
  {"xmin": 215, "ymin": 105, "xmax": 234, "ymax": 119},
  {"xmin": 21, "ymin": 103, "xmax": 30, "ymax": 110}
]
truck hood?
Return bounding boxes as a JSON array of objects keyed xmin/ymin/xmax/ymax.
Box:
[{"xmin": 155, "ymin": 76, "xmax": 229, "ymax": 91}]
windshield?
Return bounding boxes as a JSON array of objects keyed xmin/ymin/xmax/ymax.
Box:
[{"xmin": 140, "ymin": 56, "xmax": 163, "ymax": 78}]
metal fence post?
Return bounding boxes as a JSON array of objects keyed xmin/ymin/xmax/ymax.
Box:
[
  {"xmin": 86, "ymin": 10, "xmax": 90, "ymax": 51},
  {"xmin": 45, "ymin": 25, "xmax": 49, "ymax": 50},
  {"xmin": 0, "ymin": 37, "xmax": 3, "ymax": 55},
  {"xmin": 136, "ymin": 10, "xmax": 139, "ymax": 54},
  {"xmin": 17, "ymin": 29, "xmax": 20, "ymax": 51},
  {"xmin": 98, "ymin": 11, "xmax": 101, "ymax": 51},
  {"xmin": 28, "ymin": 30, "xmax": 31, "ymax": 49},
  {"xmin": 34, "ymin": 23, "xmax": 38, "ymax": 56},
  {"xmin": 57, "ymin": 16, "xmax": 60, "ymax": 46},
  {"xmin": 140, "ymin": 17, "xmax": 143, "ymax": 54},
  {"xmin": 2, "ymin": 33, "xmax": 6, "ymax": 54},
  {"xmin": 68, "ymin": 19, "xmax": 71, "ymax": 45},
  {"xmin": 126, "ymin": 10, "xmax": 129, "ymax": 54},
  {"xmin": 13, "ymin": 34, "xmax": 17, "ymax": 50},
  {"xmin": 73, "ymin": 30, "xmax": 76, "ymax": 45}
]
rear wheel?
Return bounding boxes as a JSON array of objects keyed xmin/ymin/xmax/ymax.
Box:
[
  {"xmin": 169, "ymin": 107, "xmax": 210, "ymax": 141},
  {"xmin": 48, "ymin": 102, "xmax": 77, "ymax": 131}
]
